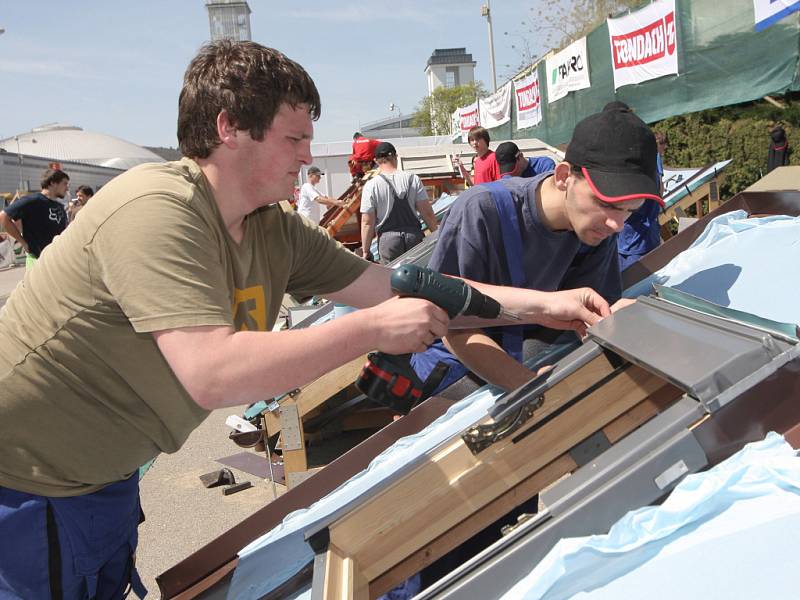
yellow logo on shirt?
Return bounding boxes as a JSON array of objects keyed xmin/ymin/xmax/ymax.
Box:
[{"xmin": 233, "ymin": 286, "xmax": 267, "ymax": 331}]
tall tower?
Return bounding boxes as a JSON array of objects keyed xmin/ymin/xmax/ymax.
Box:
[
  {"xmin": 424, "ymin": 48, "xmax": 476, "ymax": 96},
  {"xmin": 206, "ymin": 0, "xmax": 252, "ymax": 41}
]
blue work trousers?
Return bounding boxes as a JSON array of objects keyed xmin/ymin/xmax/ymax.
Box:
[{"xmin": 0, "ymin": 474, "xmax": 146, "ymax": 599}]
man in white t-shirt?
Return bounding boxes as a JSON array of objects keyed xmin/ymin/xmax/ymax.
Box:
[{"xmin": 297, "ymin": 166, "xmax": 339, "ymax": 224}]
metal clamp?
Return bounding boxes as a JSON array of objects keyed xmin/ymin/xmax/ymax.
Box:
[{"xmin": 462, "ymin": 394, "xmax": 544, "ymax": 455}]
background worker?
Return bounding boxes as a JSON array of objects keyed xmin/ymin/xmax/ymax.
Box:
[
  {"xmin": 0, "ymin": 40, "xmax": 612, "ymax": 599},
  {"xmin": 360, "ymin": 141, "xmax": 438, "ymax": 263},
  {"xmin": 412, "ymin": 103, "xmax": 663, "ymax": 395},
  {"xmin": 468, "ymin": 125, "xmax": 499, "ymax": 184},
  {"xmin": 494, "ymin": 141, "xmax": 556, "ymax": 178},
  {"xmin": 296, "ymin": 166, "xmax": 340, "ymax": 224},
  {"xmin": 617, "ymin": 130, "xmax": 666, "ymax": 270},
  {"xmin": 348, "ymin": 131, "xmax": 381, "ymax": 181},
  {"xmin": 67, "ymin": 184, "xmax": 94, "ymax": 222},
  {"xmin": 0, "ymin": 167, "xmax": 68, "ymax": 268}
]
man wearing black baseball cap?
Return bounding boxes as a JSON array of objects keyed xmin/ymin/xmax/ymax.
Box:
[
  {"xmin": 412, "ymin": 103, "xmax": 664, "ymax": 394},
  {"xmin": 495, "ymin": 141, "xmax": 556, "ymax": 178},
  {"xmin": 360, "ymin": 141, "xmax": 438, "ymax": 263}
]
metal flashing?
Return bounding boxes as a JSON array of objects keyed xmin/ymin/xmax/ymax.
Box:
[
  {"xmin": 418, "ymin": 399, "xmax": 708, "ymax": 599},
  {"xmin": 588, "ymin": 296, "xmax": 795, "ymax": 410}
]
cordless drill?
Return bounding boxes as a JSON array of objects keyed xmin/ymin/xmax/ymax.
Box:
[{"xmin": 355, "ymin": 265, "xmax": 518, "ymax": 414}]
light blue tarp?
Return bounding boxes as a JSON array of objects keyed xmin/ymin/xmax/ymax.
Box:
[
  {"xmin": 499, "ymin": 432, "xmax": 800, "ymax": 600},
  {"xmin": 626, "ymin": 210, "xmax": 800, "ymax": 329},
  {"xmin": 226, "ymin": 341, "xmax": 572, "ymax": 600},
  {"xmin": 229, "ymin": 210, "xmax": 800, "ymax": 599}
]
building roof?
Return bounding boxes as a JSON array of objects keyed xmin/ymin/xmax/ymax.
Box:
[
  {"xmin": 425, "ymin": 47, "xmax": 476, "ymax": 69},
  {"xmin": 0, "ymin": 124, "xmax": 166, "ymax": 170}
]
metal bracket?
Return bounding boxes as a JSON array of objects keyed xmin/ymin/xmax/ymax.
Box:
[
  {"xmin": 462, "ymin": 394, "xmax": 544, "ymax": 455},
  {"xmin": 279, "ymin": 404, "xmax": 303, "ymax": 451}
]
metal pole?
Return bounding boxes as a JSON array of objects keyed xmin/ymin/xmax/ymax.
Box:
[
  {"xmin": 398, "ymin": 108, "xmax": 403, "ymax": 138},
  {"xmin": 14, "ymin": 136, "xmax": 23, "ymax": 192},
  {"xmin": 484, "ymin": 1, "xmax": 497, "ymax": 92}
]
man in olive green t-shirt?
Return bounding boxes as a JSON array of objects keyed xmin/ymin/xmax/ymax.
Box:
[{"xmin": 0, "ymin": 41, "xmax": 611, "ymax": 599}]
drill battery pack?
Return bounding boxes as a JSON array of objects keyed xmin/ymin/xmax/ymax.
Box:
[{"xmin": 356, "ymin": 352, "xmax": 448, "ymax": 415}]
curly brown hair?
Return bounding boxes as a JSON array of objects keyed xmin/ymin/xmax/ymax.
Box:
[{"xmin": 178, "ymin": 40, "xmax": 321, "ymax": 158}]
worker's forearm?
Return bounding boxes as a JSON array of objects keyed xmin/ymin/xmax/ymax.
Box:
[
  {"xmin": 171, "ymin": 312, "xmax": 381, "ymax": 409},
  {"xmin": 360, "ymin": 221, "xmax": 375, "ymax": 257},
  {"xmin": 448, "ymin": 280, "xmax": 552, "ymax": 328},
  {"xmin": 0, "ymin": 216, "xmax": 25, "ymax": 249},
  {"xmin": 417, "ymin": 202, "xmax": 438, "ymax": 232},
  {"xmin": 316, "ymin": 196, "xmax": 339, "ymax": 207},
  {"xmin": 443, "ymin": 330, "xmax": 535, "ymax": 392}
]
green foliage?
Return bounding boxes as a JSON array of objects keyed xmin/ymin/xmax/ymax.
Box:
[
  {"xmin": 412, "ymin": 81, "xmax": 488, "ymax": 136},
  {"xmin": 655, "ymin": 96, "xmax": 800, "ymax": 199}
]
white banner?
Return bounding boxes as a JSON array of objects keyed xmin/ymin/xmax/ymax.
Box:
[
  {"xmin": 457, "ymin": 101, "xmax": 480, "ymax": 142},
  {"xmin": 545, "ymin": 37, "xmax": 591, "ymax": 103},
  {"xmin": 607, "ymin": 0, "xmax": 678, "ymax": 90},
  {"xmin": 753, "ymin": 0, "xmax": 800, "ymax": 31},
  {"xmin": 514, "ymin": 72, "xmax": 542, "ymax": 130},
  {"xmin": 478, "ymin": 82, "xmax": 512, "ymax": 129}
]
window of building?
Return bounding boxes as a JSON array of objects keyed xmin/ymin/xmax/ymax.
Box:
[{"xmin": 445, "ymin": 67, "xmax": 460, "ymax": 88}]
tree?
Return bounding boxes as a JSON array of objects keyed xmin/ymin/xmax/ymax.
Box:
[
  {"xmin": 503, "ymin": 0, "xmax": 643, "ymax": 78},
  {"xmin": 412, "ymin": 81, "xmax": 488, "ymax": 136}
]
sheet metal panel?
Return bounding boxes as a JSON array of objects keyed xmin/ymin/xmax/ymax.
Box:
[
  {"xmin": 420, "ymin": 399, "xmax": 707, "ymax": 599},
  {"xmin": 588, "ymin": 296, "xmax": 795, "ymax": 409}
]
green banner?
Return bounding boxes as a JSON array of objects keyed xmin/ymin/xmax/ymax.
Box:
[{"xmin": 486, "ymin": 0, "xmax": 800, "ymax": 146}]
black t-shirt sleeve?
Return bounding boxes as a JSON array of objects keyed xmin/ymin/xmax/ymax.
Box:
[{"xmin": 3, "ymin": 196, "xmax": 33, "ymax": 220}]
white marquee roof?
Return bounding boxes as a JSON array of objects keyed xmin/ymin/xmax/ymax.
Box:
[{"xmin": 0, "ymin": 124, "xmax": 165, "ymax": 170}]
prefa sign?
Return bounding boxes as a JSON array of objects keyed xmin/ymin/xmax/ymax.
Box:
[
  {"xmin": 514, "ymin": 72, "xmax": 542, "ymax": 130},
  {"xmin": 545, "ymin": 37, "xmax": 591, "ymax": 103},
  {"xmin": 607, "ymin": 0, "xmax": 678, "ymax": 90}
]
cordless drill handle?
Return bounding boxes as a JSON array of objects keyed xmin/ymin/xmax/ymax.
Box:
[{"xmin": 390, "ymin": 265, "xmax": 502, "ymax": 319}]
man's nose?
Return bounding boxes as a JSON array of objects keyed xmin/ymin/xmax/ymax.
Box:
[
  {"xmin": 607, "ymin": 213, "xmax": 627, "ymax": 233},
  {"xmin": 298, "ymin": 140, "xmax": 312, "ymax": 165}
]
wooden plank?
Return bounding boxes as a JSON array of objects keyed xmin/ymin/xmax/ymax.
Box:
[
  {"xmin": 263, "ymin": 354, "xmax": 368, "ymax": 434},
  {"xmin": 328, "ymin": 360, "xmax": 666, "ymax": 583},
  {"xmin": 371, "ymin": 381, "xmax": 683, "ymax": 595},
  {"xmin": 603, "ymin": 383, "xmax": 683, "ymax": 443},
  {"xmin": 322, "ymin": 543, "xmax": 369, "ymax": 600},
  {"xmin": 341, "ymin": 407, "xmax": 396, "ymax": 431},
  {"xmin": 369, "ymin": 453, "xmax": 577, "ymax": 598}
]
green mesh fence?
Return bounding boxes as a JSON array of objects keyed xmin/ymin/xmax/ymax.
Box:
[{"xmin": 487, "ymin": 0, "xmax": 800, "ymax": 146}]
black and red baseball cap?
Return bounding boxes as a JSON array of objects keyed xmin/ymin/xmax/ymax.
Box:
[{"xmin": 565, "ymin": 104, "xmax": 663, "ymax": 206}]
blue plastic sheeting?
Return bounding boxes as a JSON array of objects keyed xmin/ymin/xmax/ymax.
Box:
[
  {"xmin": 499, "ymin": 432, "xmax": 800, "ymax": 599},
  {"xmin": 625, "ymin": 210, "xmax": 800, "ymax": 328},
  {"xmin": 226, "ymin": 342, "xmax": 571, "ymax": 600}
]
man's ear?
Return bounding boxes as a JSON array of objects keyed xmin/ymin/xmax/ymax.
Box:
[
  {"xmin": 553, "ymin": 162, "xmax": 572, "ymax": 191},
  {"xmin": 216, "ymin": 110, "xmax": 239, "ymax": 149}
]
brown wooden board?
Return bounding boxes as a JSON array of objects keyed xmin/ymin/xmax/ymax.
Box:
[
  {"xmin": 157, "ymin": 398, "xmax": 453, "ymax": 599},
  {"xmin": 323, "ymin": 359, "xmax": 669, "ymax": 596}
]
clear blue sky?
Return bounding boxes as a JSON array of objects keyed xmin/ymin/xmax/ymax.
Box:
[{"xmin": 0, "ymin": 1, "xmax": 545, "ymax": 148}]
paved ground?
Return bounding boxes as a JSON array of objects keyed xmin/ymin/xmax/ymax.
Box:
[
  {"xmin": 137, "ymin": 408, "xmax": 286, "ymax": 598},
  {"xmin": 0, "ymin": 264, "xmax": 24, "ymax": 303}
]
